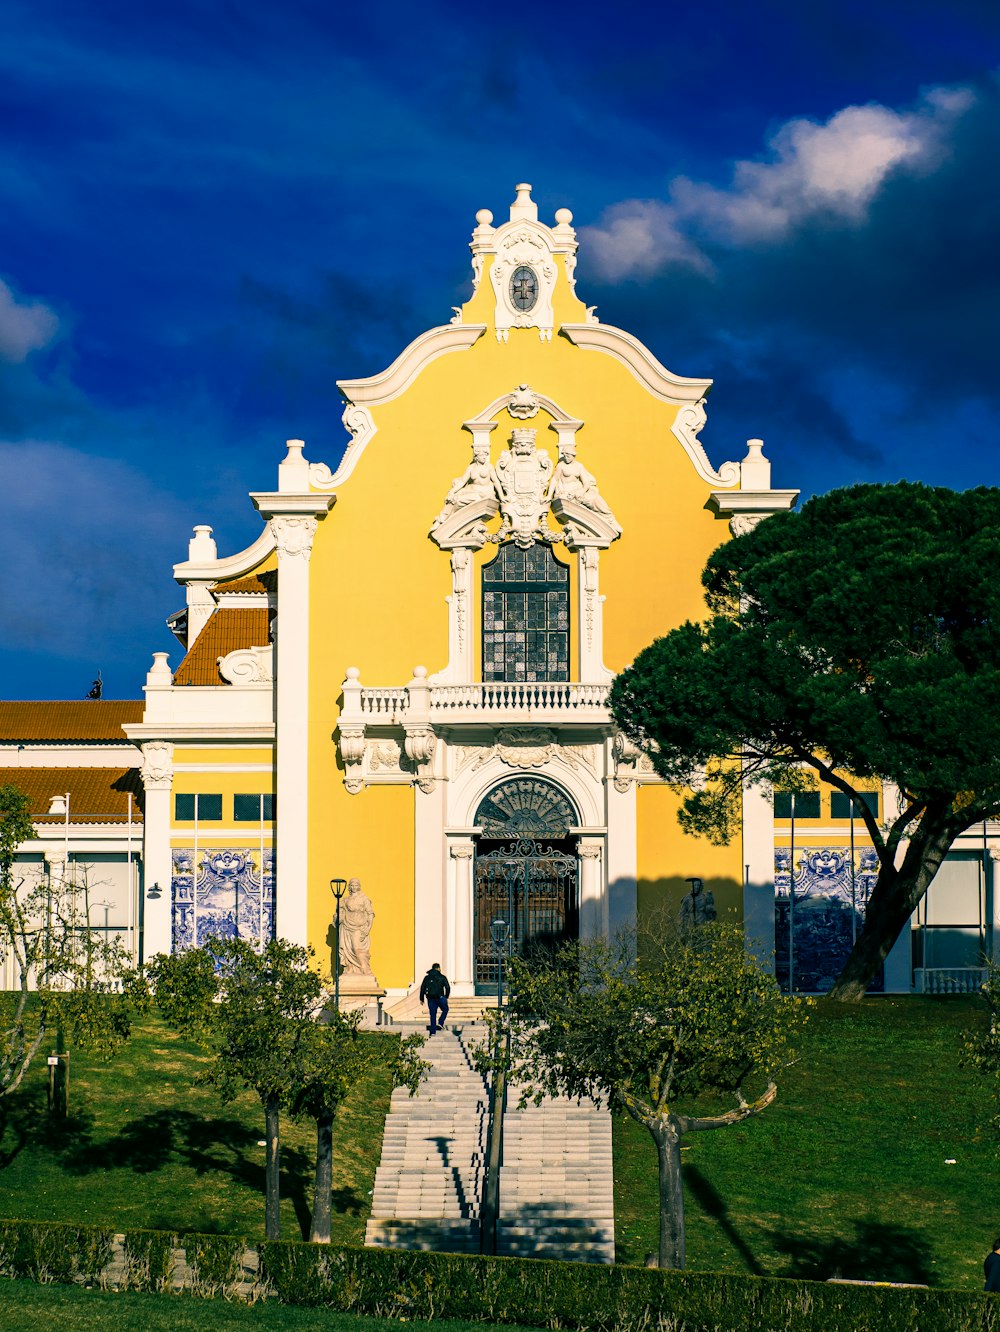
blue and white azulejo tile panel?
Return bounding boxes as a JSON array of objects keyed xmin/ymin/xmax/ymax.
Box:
[
  {"xmin": 774, "ymin": 846, "xmax": 882, "ymax": 993},
  {"xmin": 171, "ymin": 847, "xmax": 275, "ymax": 952}
]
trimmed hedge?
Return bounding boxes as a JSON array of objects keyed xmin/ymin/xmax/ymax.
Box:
[
  {"xmin": 0, "ymin": 1221, "xmax": 114, "ymax": 1285},
  {"xmin": 0, "ymin": 1220, "xmax": 248, "ymax": 1297},
  {"xmin": 257, "ymin": 1243, "xmax": 1000, "ymax": 1332}
]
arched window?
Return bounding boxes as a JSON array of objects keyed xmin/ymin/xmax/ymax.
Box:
[{"xmin": 482, "ymin": 541, "xmax": 569, "ymax": 682}]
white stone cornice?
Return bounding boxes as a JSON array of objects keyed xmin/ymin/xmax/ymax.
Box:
[
  {"xmin": 560, "ymin": 323, "xmax": 712, "ymax": 405},
  {"xmin": 173, "ymin": 526, "xmax": 275, "ymax": 586},
  {"xmin": 708, "ymin": 489, "xmax": 800, "ymax": 515},
  {"xmin": 337, "ymin": 325, "xmax": 486, "ymax": 408},
  {"xmin": 125, "ymin": 723, "xmax": 276, "ymax": 742}
]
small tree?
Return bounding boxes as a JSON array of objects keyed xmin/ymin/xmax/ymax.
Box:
[
  {"xmin": 611, "ymin": 483, "xmax": 1000, "ymax": 1001},
  {"xmin": 0, "ymin": 783, "xmax": 140, "ymax": 1098},
  {"xmin": 484, "ymin": 922, "xmax": 803, "ymax": 1269},
  {"xmin": 149, "ymin": 937, "xmax": 425, "ymax": 1242},
  {"xmin": 288, "ymin": 1010, "xmax": 425, "ymax": 1243}
]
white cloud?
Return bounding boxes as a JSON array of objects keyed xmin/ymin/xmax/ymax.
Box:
[
  {"xmin": 581, "ymin": 86, "xmax": 975, "ymax": 278},
  {"xmin": 0, "ymin": 279, "xmax": 58, "ymax": 362}
]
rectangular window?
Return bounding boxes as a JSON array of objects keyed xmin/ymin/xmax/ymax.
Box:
[
  {"xmin": 234, "ymin": 793, "xmax": 275, "ymax": 821},
  {"xmin": 774, "ymin": 791, "xmax": 821, "ymax": 819},
  {"xmin": 482, "ymin": 542, "xmax": 569, "ymax": 683},
  {"xmin": 831, "ymin": 791, "xmax": 879, "ymax": 819},
  {"xmin": 174, "ymin": 793, "xmax": 222, "ymax": 821}
]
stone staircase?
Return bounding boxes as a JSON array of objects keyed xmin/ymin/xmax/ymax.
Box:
[
  {"xmin": 365, "ymin": 1025, "xmax": 487, "ymax": 1253},
  {"xmin": 497, "ymin": 1093, "xmax": 615, "ymax": 1263},
  {"xmin": 365, "ymin": 1022, "xmax": 616, "ymax": 1264}
]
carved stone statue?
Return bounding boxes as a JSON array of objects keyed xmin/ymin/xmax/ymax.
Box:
[
  {"xmin": 548, "ymin": 440, "xmax": 617, "ymax": 520},
  {"xmin": 432, "ymin": 441, "xmax": 500, "ymax": 530},
  {"xmin": 336, "ymin": 878, "xmax": 376, "ymax": 977},
  {"xmin": 678, "ymin": 878, "xmax": 716, "ymax": 934},
  {"xmin": 495, "ymin": 428, "xmax": 552, "ymax": 543}
]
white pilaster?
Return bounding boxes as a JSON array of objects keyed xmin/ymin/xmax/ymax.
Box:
[
  {"xmin": 605, "ymin": 774, "xmax": 637, "ymax": 937},
  {"xmin": 140, "ymin": 741, "xmax": 174, "ymax": 960},
  {"xmin": 444, "ymin": 548, "xmax": 475, "ymax": 683},
  {"xmin": 742, "ymin": 771, "xmax": 776, "ymax": 973},
  {"xmin": 449, "ymin": 839, "xmax": 476, "ymax": 995},
  {"xmin": 251, "ymin": 484, "xmax": 334, "ymax": 946},
  {"xmin": 578, "ymin": 837, "xmax": 605, "ymax": 941},
  {"xmin": 577, "ymin": 547, "xmax": 608, "ymax": 683},
  {"xmin": 413, "ymin": 776, "xmax": 448, "ymax": 984},
  {"xmin": 990, "ymin": 849, "xmax": 1000, "ymax": 965}
]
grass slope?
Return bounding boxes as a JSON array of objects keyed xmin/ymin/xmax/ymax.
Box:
[
  {"xmin": 615, "ymin": 996, "xmax": 996, "ymax": 1289},
  {"xmin": 0, "ymin": 1015, "xmax": 395, "ymax": 1243}
]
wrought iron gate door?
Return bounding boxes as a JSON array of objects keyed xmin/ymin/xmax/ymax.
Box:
[{"xmin": 474, "ymin": 837, "xmax": 579, "ymax": 988}]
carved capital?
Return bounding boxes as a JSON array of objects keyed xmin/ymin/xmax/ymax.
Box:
[
  {"xmin": 271, "ymin": 514, "xmax": 318, "ymax": 560},
  {"xmin": 450, "ymin": 841, "xmax": 475, "ymax": 860},
  {"xmin": 141, "ymin": 741, "xmax": 174, "ymax": 790},
  {"xmin": 578, "ymin": 840, "xmax": 603, "ymax": 860}
]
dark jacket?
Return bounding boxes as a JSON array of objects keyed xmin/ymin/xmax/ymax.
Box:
[
  {"xmin": 420, "ymin": 968, "xmax": 450, "ymax": 1001},
  {"xmin": 985, "ymin": 1251, "xmax": 1000, "ymax": 1292}
]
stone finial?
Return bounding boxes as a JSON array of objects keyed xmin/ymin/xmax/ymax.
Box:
[
  {"xmin": 145, "ymin": 652, "xmax": 172, "ymax": 689},
  {"xmin": 188, "ymin": 525, "xmax": 217, "ymax": 561},
  {"xmin": 510, "ymin": 183, "xmax": 537, "ymax": 222},
  {"xmin": 278, "ymin": 438, "xmax": 310, "ymax": 494},
  {"xmin": 740, "ymin": 439, "xmax": 771, "ymax": 490}
]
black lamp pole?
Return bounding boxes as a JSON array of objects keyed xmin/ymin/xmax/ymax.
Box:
[
  {"xmin": 330, "ymin": 878, "xmax": 348, "ymax": 1010},
  {"xmin": 481, "ymin": 915, "xmax": 511, "ymax": 1256}
]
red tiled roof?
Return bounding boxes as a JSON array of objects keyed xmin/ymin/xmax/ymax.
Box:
[
  {"xmin": 0, "ymin": 701, "xmax": 143, "ymax": 742},
  {"xmin": 0, "ymin": 768, "xmax": 143, "ymax": 823},
  {"xmin": 211, "ymin": 571, "xmax": 276, "ymax": 595},
  {"xmin": 173, "ymin": 608, "xmax": 272, "ymax": 686}
]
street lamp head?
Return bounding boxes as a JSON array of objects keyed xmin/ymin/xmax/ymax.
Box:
[
  {"xmin": 330, "ymin": 878, "xmax": 348, "ymax": 900},
  {"xmin": 685, "ymin": 876, "xmax": 704, "ymax": 897},
  {"xmin": 490, "ymin": 917, "xmax": 510, "ymax": 950}
]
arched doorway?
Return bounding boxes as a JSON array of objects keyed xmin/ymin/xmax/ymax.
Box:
[{"xmin": 473, "ymin": 775, "xmax": 579, "ymax": 991}]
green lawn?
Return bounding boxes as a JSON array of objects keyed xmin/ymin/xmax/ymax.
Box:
[
  {"xmin": 0, "ymin": 1281, "xmax": 537, "ymax": 1331},
  {"xmin": 615, "ymin": 995, "xmax": 996, "ymax": 1289},
  {"xmin": 0, "ymin": 1014, "xmax": 396, "ymax": 1243}
]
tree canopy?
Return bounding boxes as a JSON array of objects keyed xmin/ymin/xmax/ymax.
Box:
[
  {"xmin": 483, "ymin": 922, "xmax": 800, "ymax": 1268},
  {"xmin": 611, "ymin": 482, "xmax": 1000, "ymax": 1000},
  {"xmin": 148, "ymin": 936, "xmax": 424, "ymax": 1241}
]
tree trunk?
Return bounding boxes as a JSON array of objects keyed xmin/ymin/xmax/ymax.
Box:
[
  {"xmin": 648, "ymin": 1116, "xmax": 685, "ymax": 1269},
  {"xmin": 310, "ymin": 1109, "xmax": 334, "ymax": 1243},
  {"xmin": 827, "ymin": 816, "xmax": 957, "ymax": 1002},
  {"xmin": 264, "ymin": 1095, "xmax": 281, "ymax": 1241}
]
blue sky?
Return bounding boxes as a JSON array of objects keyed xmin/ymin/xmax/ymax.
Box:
[{"xmin": 2, "ymin": 0, "xmax": 998, "ymax": 698}]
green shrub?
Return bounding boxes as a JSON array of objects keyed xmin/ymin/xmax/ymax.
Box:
[
  {"xmin": 121, "ymin": 1228, "xmax": 177, "ymax": 1292},
  {"xmin": 257, "ymin": 1244, "xmax": 1000, "ymax": 1332},
  {"xmin": 184, "ymin": 1232, "xmax": 247, "ymax": 1297},
  {"xmin": 0, "ymin": 1221, "xmax": 114, "ymax": 1285}
]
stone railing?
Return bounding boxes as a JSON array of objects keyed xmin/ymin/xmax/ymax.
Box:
[
  {"xmin": 913, "ymin": 967, "xmax": 987, "ymax": 995},
  {"xmin": 429, "ymin": 681, "xmax": 609, "ymax": 716}
]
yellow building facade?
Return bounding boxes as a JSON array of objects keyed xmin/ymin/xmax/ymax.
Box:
[
  {"xmin": 123, "ymin": 183, "xmax": 799, "ymax": 1007},
  {"xmin": 5, "ymin": 186, "xmax": 996, "ymax": 1000}
]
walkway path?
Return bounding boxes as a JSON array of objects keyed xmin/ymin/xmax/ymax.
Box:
[{"xmin": 365, "ymin": 1022, "xmax": 615, "ymax": 1263}]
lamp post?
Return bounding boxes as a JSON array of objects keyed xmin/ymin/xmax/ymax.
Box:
[
  {"xmin": 481, "ymin": 915, "xmax": 511, "ymax": 1256},
  {"xmin": 330, "ymin": 878, "xmax": 348, "ymax": 1010}
]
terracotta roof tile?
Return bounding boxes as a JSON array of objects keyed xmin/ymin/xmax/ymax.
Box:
[
  {"xmin": 173, "ymin": 608, "xmax": 272, "ymax": 686},
  {"xmin": 0, "ymin": 701, "xmax": 143, "ymax": 742},
  {"xmin": 0, "ymin": 768, "xmax": 143, "ymax": 824},
  {"xmin": 211, "ymin": 571, "xmax": 276, "ymax": 595}
]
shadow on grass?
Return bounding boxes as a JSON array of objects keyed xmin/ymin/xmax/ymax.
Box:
[
  {"xmin": 766, "ymin": 1219, "xmax": 936, "ymax": 1286},
  {"xmin": 685, "ymin": 1166, "xmax": 764, "ymax": 1275}
]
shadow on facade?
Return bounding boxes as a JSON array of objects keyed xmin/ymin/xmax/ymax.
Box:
[{"xmin": 766, "ymin": 1218, "xmax": 935, "ymax": 1285}]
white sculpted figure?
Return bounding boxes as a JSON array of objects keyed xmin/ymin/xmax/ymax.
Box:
[
  {"xmin": 548, "ymin": 440, "xmax": 617, "ymax": 522},
  {"xmin": 432, "ymin": 441, "xmax": 500, "ymax": 530},
  {"xmin": 495, "ymin": 428, "xmax": 552, "ymax": 543},
  {"xmin": 337, "ymin": 878, "xmax": 375, "ymax": 977}
]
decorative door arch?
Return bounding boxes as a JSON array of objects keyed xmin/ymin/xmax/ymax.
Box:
[{"xmin": 473, "ymin": 775, "xmax": 579, "ymax": 990}]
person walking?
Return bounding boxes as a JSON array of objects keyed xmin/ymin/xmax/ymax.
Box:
[
  {"xmin": 419, "ymin": 963, "xmax": 451, "ymax": 1034},
  {"xmin": 985, "ymin": 1237, "xmax": 1000, "ymax": 1292}
]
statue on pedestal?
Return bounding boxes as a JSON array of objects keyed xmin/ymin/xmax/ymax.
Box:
[{"xmin": 328, "ymin": 878, "xmax": 377, "ymax": 980}]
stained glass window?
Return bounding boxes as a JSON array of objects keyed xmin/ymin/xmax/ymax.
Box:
[{"xmin": 482, "ymin": 542, "xmax": 569, "ymax": 682}]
